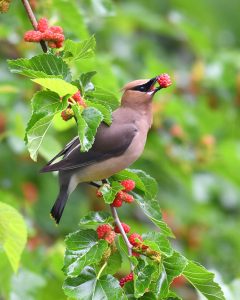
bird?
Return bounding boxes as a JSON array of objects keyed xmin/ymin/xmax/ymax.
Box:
[{"xmin": 41, "ymin": 75, "xmax": 171, "ymax": 223}]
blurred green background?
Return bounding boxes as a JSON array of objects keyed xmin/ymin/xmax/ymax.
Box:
[{"xmin": 0, "ymin": 0, "xmax": 240, "ymax": 299}]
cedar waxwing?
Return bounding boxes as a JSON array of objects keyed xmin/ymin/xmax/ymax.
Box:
[{"xmin": 41, "ymin": 75, "xmax": 171, "ymax": 223}]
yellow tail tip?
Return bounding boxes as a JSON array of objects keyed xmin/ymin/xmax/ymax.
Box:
[{"xmin": 49, "ymin": 213, "xmax": 58, "ymax": 226}]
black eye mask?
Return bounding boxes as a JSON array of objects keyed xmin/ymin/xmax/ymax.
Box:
[{"xmin": 130, "ymin": 77, "xmax": 157, "ymax": 93}]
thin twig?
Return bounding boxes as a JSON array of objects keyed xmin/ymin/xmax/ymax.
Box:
[
  {"xmin": 110, "ymin": 206, "xmax": 133, "ymax": 271},
  {"xmin": 21, "ymin": 0, "xmax": 48, "ymax": 52},
  {"xmin": 101, "ymin": 180, "xmax": 133, "ymax": 269},
  {"xmin": 90, "ymin": 180, "xmax": 134, "ymax": 270}
]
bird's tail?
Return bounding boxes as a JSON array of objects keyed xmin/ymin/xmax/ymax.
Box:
[{"xmin": 50, "ymin": 185, "xmax": 69, "ymax": 224}]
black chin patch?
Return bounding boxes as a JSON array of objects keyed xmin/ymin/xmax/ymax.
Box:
[{"xmin": 130, "ymin": 78, "xmax": 157, "ymax": 93}]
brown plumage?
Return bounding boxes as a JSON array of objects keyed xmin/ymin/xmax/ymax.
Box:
[{"xmin": 41, "ymin": 76, "xmax": 162, "ymax": 223}]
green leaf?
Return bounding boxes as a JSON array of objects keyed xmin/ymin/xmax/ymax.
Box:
[
  {"xmin": 113, "ymin": 169, "xmax": 146, "ymax": 192},
  {"xmin": 129, "ymin": 256, "xmax": 139, "ymax": 268},
  {"xmin": 114, "ymin": 169, "xmax": 157, "ymax": 199},
  {"xmin": 73, "ymin": 71, "xmax": 97, "ymax": 95},
  {"xmin": 32, "ymin": 78, "xmax": 78, "ymax": 97},
  {"xmin": 123, "ymin": 281, "xmax": 135, "ymax": 299},
  {"xmin": 163, "ymin": 251, "xmax": 188, "ymax": 284},
  {"xmin": 38, "ymin": 134, "xmax": 63, "ymax": 162},
  {"xmin": 27, "ymin": 116, "xmax": 56, "ymax": 161},
  {"xmin": 134, "ymin": 259, "xmax": 156, "ymax": 298},
  {"xmin": 154, "ymin": 251, "xmax": 187, "ymax": 298},
  {"xmin": 72, "ymin": 105, "xmax": 103, "ymax": 152},
  {"xmin": 114, "ymin": 169, "xmax": 174, "ymax": 237},
  {"xmin": 71, "ymin": 104, "xmax": 88, "ymax": 149},
  {"xmin": 63, "ymin": 36, "xmax": 96, "ymax": 61},
  {"xmin": 8, "ymin": 54, "xmax": 71, "ymax": 80},
  {"xmin": 182, "ymin": 260, "xmax": 226, "ymax": 300},
  {"xmin": 131, "ymin": 169, "xmax": 158, "ymax": 199},
  {"xmin": 63, "ymin": 266, "xmax": 125, "ymax": 300},
  {"xmin": 117, "ymin": 235, "xmax": 129, "ymax": 258},
  {"xmin": 0, "ymin": 250, "xmax": 12, "ymax": 297},
  {"xmin": 81, "ymin": 107, "xmax": 103, "ymax": 150},
  {"xmin": 86, "ymin": 86, "xmax": 120, "ymax": 110},
  {"xmin": 142, "ymin": 231, "xmax": 173, "ymax": 257},
  {"xmin": 154, "ymin": 265, "xmax": 169, "ymax": 298},
  {"xmin": 100, "ymin": 181, "xmax": 124, "ymax": 204},
  {"xmin": 79, "ymin": 71, "xmax": 97, "ymax": 92},
  {"xmin": 133, "ymin": 192, "xmax": 174, "ymax": 237},
  {"xmin": 102, "ymin": 250, "xmax": 122, "ymax": 275},
  {"xmin": 79, "ymin": 211, "xmax": 114, "ymax": 226},
  {"xmin": 10, "ymin": 269, "xmax": 46, "ymax": 300},
  {"xmin": 139, "ymin": 292, "xmax": 157, "ymax": 300},
  {"xmin": 0, "ymin": 202, "xmax": 27, "ymax": 272},
  {"xmin": 64, "ymin": 229, "xmax": 108, "ymax": 277},
  {"xmin": 85, "ymin": 100, "xmax": 112, "ymax": 125},
  {"xmin": 52, "ymin": 0, "xmax": 89, "ymax": 39},
  {"xmin": 165, "ymin": 291, "xmax": 183, "ymax": 300},
  {"xmin": 25, "ymin": 91, "xmax": 67, "ymax": 161},
  {"xmin": 89, "ymin": 0, "xmax": 115, "ymax": 17}
]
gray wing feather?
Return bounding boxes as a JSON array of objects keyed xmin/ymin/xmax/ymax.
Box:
[
  {"xmin": 44, "ymin": 136, "xmax": 79, "ymax": 166},
  {"xmin": 40, "ymin": 122, "xmax": 137, "ymax": 172}
]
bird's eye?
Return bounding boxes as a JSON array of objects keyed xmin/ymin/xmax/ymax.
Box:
[{"xmin": 131, "ymin": 85, "xmax": 147, "ymax": 92}]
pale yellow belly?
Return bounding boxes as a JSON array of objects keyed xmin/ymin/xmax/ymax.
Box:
[{"xmin": 68, "ymin": 132, "xmax": 147, "ymax": 193}]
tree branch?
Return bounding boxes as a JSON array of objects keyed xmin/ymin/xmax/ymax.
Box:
[
  {"xmin": 91, "ymin": 180, "xmax": 134, "ymax": 270},
  {"xmin": 110, "ymin": 206, "xmax": 133, "ymax": 271},
  {"xmin": 21, "ymin": 0, "xmax": 48, "ymax": 53},
  {"xmin": 110, "ymin": 206, "xmax": 133, "ymax": 255}
]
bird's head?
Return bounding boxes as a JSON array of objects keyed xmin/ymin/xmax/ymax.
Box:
[{"xmin": 121, "ymin": 74, "xmax": 172, "ymax": 107}]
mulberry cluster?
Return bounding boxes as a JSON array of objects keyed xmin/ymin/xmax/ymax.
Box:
[
  {"xmin": 114, "ymin": 222, "xmax": 130, "ymax": 234},
  {"xmin": 121, "ymin": 179, "xmax": 135, "ymax": 192},
  {"xmin": 111, "ymin": 190, "xmax": 134, "ymax": 207},
  {"xmin": 61, "ymin": 108, "xmax": 74, "ymax": 121},
  {"xmin": 24, "ymin": 18, "xmax": 64, "ymax": 48},
  {"xmin": 96, "ymin": 221, "xmax": 145, "ymax": 251},
  {"xmin": 128, "ymin": 233, "xmax": 143, "ymax": 247},
  {"xmin": 68, "ymin": 91, "xmax": 87, "ymax": 108},
  {"xmin": 119, "ymin": 272, "xmax": 133, "ymax": 287},
  {"xmin": 96, "ymin": 224, "xmax": 116, "ymax": 244},
  {"xmin": 157, "ymin": 73, "xmax": 172, "ymax": 88},
  {"xmin": 61, "ymin": 90, "xmax": 87, "ymax": 121},
  {"xmin": 96, "ymin": 180, "xmax": 149, "ymax": 261},
  {"xmin": 111, "ymin": 180, "xmax": 135, "ymax": 208}
]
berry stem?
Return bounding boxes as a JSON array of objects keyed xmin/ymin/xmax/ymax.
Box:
[
  {"xmin": 110, "ymin": 206, "xmax": 133, "ymax": 271},
  {"xmin": 21, "ymin": 0, "xmax": 48, "ymax": 52}
]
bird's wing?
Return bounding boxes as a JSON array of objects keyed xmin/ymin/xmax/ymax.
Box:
[
  {"xmin": 44, "ymin": 136, "xmax": 79, "ymax": 166},
  {"xmin": 40, "ymin": 122, "xmax": 137, "ymax": 172}
]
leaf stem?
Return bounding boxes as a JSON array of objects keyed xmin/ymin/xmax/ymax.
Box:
[
  {"xmin": 97, "ymin": 261, "xmax": 107, "ymax": 279},
  {"xmin": 21, "ymin": 0, "xmax": 48, "ymax": 53}
]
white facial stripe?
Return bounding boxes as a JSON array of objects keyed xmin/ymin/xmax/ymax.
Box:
[{"xmin": 147, "ymin": 91, "xmax": 154, "ymax": 95}]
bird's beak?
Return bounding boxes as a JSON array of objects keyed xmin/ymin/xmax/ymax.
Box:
[
  {"xmin": 130, "ymin": 74, "xmax": 171, "ymax": 94},
  {"xmin": 146, "ymin": 77, "xmax": 161, "ymax": 95}
]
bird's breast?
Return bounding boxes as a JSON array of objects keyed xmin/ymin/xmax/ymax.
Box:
[{"xmin": 70, "ymin": 129, "xmax": 147, "ymax": 186}]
